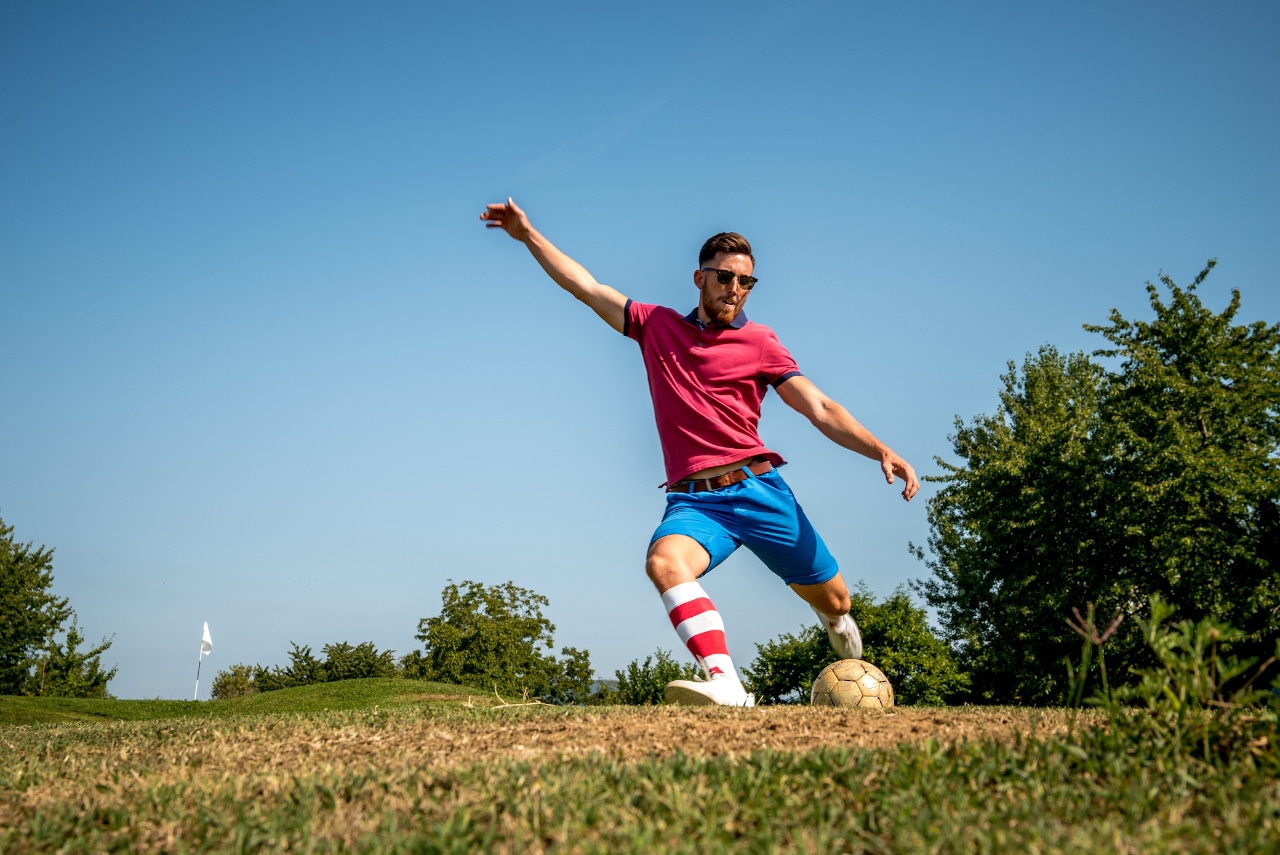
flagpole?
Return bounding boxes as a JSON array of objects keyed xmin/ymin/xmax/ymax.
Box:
[{"xmin": 194, "ymin": 647, "xmax": 203, "ymax": 701}]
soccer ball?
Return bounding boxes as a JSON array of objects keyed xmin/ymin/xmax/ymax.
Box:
[{"xmin": 810, "ymin": 659, "xmax": 895, "ymax": 709}]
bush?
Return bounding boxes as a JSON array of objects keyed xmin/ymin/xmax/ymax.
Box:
[
  {"xmin": 210, "ymin": 663, "xmax": 257, "ymax": 699},
  {"xmin": 744, "ymin": 583, "xmax": 968, "ymax": 705},
  {"xmin": 213, "ymin": 640, "xmax": 400, "ymax": 695},
  {"xmin": 596, "ymin": 649, "xmax": 700, "ymax": 705}
]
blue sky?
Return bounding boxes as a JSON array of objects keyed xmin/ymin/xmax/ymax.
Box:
[{"xmin": 3, "ymin": 1, "xmax": 1277, "ymax": 700}]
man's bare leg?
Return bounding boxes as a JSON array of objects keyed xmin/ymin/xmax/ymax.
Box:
[
  {"xmin": 788, "ymin": 574, "xmax": 852, "ymax": 616},
  {"xmin": 647, "ymin": 535, "xmax": 752, "ymax": 705},
  {"xmin": 791, "ymin": 573, "xmax": 863, "ymax": 660}
]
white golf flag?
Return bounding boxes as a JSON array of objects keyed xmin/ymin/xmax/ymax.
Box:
[{"xmin": 201, "ymin": 621, "xmax": 212, "ymax": 656}]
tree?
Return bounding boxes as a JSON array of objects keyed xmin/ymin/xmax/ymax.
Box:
[
  {"xmin": 1087, "ymin": 261, "xmax": 1280, "ymax": 658},
  {"xmin": 743, "ymin": 584, "xmax": 968, "ymax": 705},
  {"xmin": 1, "ymin": 514, "xmax": 115, "ymax": 698},
  {"xmin": 411, "ymin": 580, "xmax": 594, "ymax": 704},
  {"xmin": 914, "ymin": 345, "xmax": 1110, "ymax": 703},
  {"xmin": 918, "ymin": 263, "xmax": 1280, "ymax": 703},
  {"xmin": 0, "ymin": 516, "xmax": 72, "ymax": 694},
  {"xmin": 25, "ymin": 619, "xmax": 118, "ymax": 698}
]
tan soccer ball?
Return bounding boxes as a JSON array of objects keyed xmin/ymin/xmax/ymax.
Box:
[{"xmin": 810, "ymin": 659, "xmax": 895, "ymax": 709}]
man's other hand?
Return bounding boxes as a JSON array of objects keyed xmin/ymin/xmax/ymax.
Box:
[{"xmin": 882, "ymin": 454, "xmax": 920, "ymax": 501}]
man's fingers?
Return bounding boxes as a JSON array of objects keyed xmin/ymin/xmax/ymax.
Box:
[{"xmin": 901, "ymin": 469, "xmax": 921, "ymax": 501}]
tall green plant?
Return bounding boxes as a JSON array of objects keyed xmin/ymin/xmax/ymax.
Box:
[{"xmin": 1068, "ymin": 593, "xmax": 1279, "ymax": 768}]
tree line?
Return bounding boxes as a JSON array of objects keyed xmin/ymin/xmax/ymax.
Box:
[{"xmin": 211, "ymin": 578, "xmax": 963, "ymax": 706}]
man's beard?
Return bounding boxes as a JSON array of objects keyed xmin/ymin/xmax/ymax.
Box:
[{"xmin": 701, "ymin": 289, "xmax": 742, "ymax": 326}]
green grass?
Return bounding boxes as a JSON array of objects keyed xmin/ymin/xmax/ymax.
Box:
[{"xmin": 0, "ymin": 678, "xmax": 476, "ymax": 726}]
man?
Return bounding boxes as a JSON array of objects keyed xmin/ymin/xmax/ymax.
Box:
[{"xmin": 481, "ymin": 198, "xmax": 919, "ymax": 706}]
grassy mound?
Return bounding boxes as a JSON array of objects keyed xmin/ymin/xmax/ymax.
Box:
[{"xmin": 0, "ymin": 678, "xmax": 476, "ymax": 727}]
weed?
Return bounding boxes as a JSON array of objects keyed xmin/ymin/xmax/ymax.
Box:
[{"xmin": 1065, "ymin": 593, "xmax": 1279, "ymax": 771}]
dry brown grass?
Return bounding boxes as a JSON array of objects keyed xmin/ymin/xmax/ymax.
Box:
[{"xmin": 2, "ymin": 704, "xmax": 1073, "ymax": 820}]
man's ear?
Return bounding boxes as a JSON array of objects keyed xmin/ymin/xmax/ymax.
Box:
[{"xmin": 693, "ymin": 269, "xmax": 705, "ymax": 290}]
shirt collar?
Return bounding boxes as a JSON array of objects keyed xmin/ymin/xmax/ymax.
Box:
[{"xmin": 684, "ymin": 307, "xmax": 749, "ymax": 330}]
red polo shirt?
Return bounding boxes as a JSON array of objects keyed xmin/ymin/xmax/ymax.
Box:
[{"xmin": 624, "ymin": 300, "xmax": 802, "ymax": 487}]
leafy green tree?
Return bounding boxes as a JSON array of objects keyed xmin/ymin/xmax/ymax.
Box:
[
  {"xmin": 914, "ymin": 345, "xmax": 1110, "ymax": 703},
  {"xmin": 412, "ymin": 579, "xmax": 594, "ymax": 704},
  {"xmin": 597, "ymin": 649, "xmax": 700, "ymax": 705},
  {"xmin": 0, "ymin": 515, "xmax": 73, "ymax": 694},
  {"xmin": 919, "ymin": 263, "xmax": 1280, "ymax": 703},
  {"xmin": 1, "ymin": 515, "xmax": 115, "ymax": 698},
  {"xmin": 1087, "ymin": 261, "xmax": 1280, "ymax": 658},
  {"xmin": 744, "ymin": 584, "xmax": 968, "ymax": 705},
  {"xmin": 24, "ymin": 619, "xmax": 117, "ymax": 698}
]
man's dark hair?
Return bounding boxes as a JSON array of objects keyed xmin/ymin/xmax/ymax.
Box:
[{"xmin": 699, "ymin": 232, "xmax": 754, "ymax": 267}]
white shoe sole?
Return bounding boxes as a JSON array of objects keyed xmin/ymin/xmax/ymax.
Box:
[{"xmin": 663, "ymin": 680, "xmax": 755, "ymax": 707}]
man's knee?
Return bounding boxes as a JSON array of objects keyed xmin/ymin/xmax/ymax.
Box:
[
  {"xmin": 825, "ymin": 589, "xmax": 852, "ymax": 615},
  {"xmin": 791, "ymin": 576, "xmax": 851, "ymax": 615},
  {"xmin": 645, "ymin": 535, "xmax": 707, "ymax": 591}
]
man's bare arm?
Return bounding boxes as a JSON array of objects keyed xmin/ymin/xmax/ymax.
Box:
[
  {"xmin": 776, "ymin": 375, "xmax": 920, "ymax": 501},
  {"xmin": 480, "ymin": 198, "xmax": 628, "ymax": 333}
]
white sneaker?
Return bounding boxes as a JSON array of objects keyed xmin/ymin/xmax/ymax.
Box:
[
  {"xmin": 664, "ymin": 677, "xmax": 755, "ymax": 707},
  {"xmin": 812, "ymin": 605, "xmax": 863, "ymax": 660}
]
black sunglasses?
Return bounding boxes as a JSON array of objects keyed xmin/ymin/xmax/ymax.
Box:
[{"xmin": 701, "ymin": 267, "xmax": 758, "ymax": 290}]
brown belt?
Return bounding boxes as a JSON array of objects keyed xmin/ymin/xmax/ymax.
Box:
[{"xmin": 669, "ymin": 460, "xmax": 773, "ymax": 493}]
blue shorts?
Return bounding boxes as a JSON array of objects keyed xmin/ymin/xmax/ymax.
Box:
[{"xmin": 650, "ymin": 467, "xmax": 839, "ymax": 586}]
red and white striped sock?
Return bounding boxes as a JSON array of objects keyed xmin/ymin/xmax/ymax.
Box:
[{"xmin": 661, "ymin": 581, "xmax": 737, "ymax": 681}]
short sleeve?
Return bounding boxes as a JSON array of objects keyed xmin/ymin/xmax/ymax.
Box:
[
  {"xmin": 624, "ymin": 299, "xmax": 656, "ymax": 341},
  {"xmin": 759, "ymin": 327, "xmax": 802, "ymax": 388}
]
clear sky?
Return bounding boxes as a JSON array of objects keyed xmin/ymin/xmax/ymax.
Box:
[{"xmin": 3, "ymin": 1, "xmax": 1277, "ymax": 700}]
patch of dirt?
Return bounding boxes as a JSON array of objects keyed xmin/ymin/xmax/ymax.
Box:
[
  {"xmin": 423, "ymin": 706, "xmax": 1076, "ymax": 765},
  {"xmin": 8, "ymin": 705, "xmax": 1079, "ymax": 780}
]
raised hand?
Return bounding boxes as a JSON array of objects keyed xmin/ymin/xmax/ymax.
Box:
[{"xmin": 479, "ymin": 197, "xmax": 531, "ymax": 242}]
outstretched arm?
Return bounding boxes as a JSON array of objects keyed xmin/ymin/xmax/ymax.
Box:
[
  {"xmin": 480, "ymin": 198, "xmax": 628, "ymax": 333},
  {"xmin": 776, "ymin": 376, "xmax": 920, "ymax": 501}
]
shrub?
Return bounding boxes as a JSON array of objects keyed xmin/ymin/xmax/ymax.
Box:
[
  {"xmin": 596, "ymin": 649, "xmax": 700, "ymax": 705},
  {"xmin": 210, "ymin": 663, "xmax": 257, "ymax": 699},
  {"xmin": 744, "ymin": 583, "xmax": 968, "ymax": 705}
]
